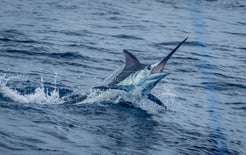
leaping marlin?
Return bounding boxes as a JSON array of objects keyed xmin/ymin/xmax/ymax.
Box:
[{"xmin": 70, "ymin": 37, "xmax": 188, "ymax": 107}]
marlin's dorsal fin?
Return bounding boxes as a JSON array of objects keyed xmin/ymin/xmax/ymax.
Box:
[
  {"xmin": 123, "ymin": 49, "xmax": 141, "ymax": 70},
  {"xmin": 108, "ymin": 50, "xmax": 145, "ymax": 86}
]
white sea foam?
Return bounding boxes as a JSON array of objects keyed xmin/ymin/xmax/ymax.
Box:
[{"xmin": 0, "ymin": 75, "xmax": 63, "ymax": 104}]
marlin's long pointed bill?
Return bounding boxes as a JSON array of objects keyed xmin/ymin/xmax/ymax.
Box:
[{"xmin": 150, "ymin": 37, "xmax": 188, "ymax": 74}]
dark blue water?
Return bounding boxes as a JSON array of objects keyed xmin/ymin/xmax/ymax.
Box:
[{"xmin": 0, "ymin": 0, "xmax": 246, "ymax": 154}]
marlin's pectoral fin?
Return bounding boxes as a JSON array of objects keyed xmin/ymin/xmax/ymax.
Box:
[
  {"xmin": 147, "ymin": 93, "xmax": 166, "ymax": 108},
  {"xmin": 93, "ymin": 85, "xmax": 134, "ymax": 92},
  {"xmin": 93, "ymin": 86, "xmax": 111, "ymax": 91}
]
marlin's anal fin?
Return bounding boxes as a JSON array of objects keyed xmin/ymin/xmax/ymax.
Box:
[
  {"xmin": 147, "ymin": 93, "xmax": 166, "ymax": 109},
  {"xmin": 123, "ymin": 49, "xmax": 141, "ymax": 70}
]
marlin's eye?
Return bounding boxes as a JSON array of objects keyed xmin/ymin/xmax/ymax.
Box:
[{"xmin": 147, "ymin": 65, "xmax": 151, "ymax": 71}]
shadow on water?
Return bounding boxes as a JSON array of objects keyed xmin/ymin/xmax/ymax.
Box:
[{"xmin": 61, "ymin": 103, "xmax": 168, "ymax": 154}]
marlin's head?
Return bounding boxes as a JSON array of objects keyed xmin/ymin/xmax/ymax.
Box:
[{"xmin": 109, "ymin": 37, "xmax": 188, "ymax": 94}]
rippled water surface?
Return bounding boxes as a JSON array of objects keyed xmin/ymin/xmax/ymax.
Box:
[{"xmin": 0, "ymin": 0, "xmax": 246, "ymax": 154}]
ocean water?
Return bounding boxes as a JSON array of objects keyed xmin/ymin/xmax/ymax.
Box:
[{"xmin": 0, "ymin": 0, "xmax": 246, "ymax": 154}]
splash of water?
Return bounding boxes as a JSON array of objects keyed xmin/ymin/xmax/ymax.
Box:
[
  {"xmin": 0, "ymin": 74, "xmax": 63, "ymax": 104},
  {"xmin": 102, "ymin": 65, "xmax": 124, "ymax": 85},
  {"xmin": 138, "ymin": 80, "xmax": 176, "ymax": 113},
  {"xmin": 76, "ymin": 80, "xmax": 175, "ymax": 114},
  {"xmin": 0, "ymin": 69, "xmax": 175, "ymax": 111}
]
